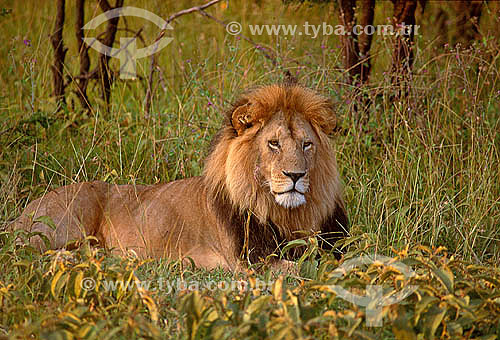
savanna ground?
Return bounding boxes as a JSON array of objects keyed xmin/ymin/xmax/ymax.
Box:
[{"xmin": 0, "ymin": 1, "xmax": 499, "ymax": 339}]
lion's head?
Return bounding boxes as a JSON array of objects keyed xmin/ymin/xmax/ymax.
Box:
[{"xmin": 204, "ymin": 84, "xmax": 344, "ymax": 238}]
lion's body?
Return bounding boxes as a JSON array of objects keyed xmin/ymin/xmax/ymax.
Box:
[
  {"xmin": 12, "ymin": 84, "xmax": 349, "ymax": 270},
  {"xmin": 14, "ymin": 179, "xmax": 239, "ymax": 269}
]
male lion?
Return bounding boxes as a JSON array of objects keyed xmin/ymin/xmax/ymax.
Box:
[{"xmin": 12, "ymin": 84, "xmax": 348, "ymax": 271}]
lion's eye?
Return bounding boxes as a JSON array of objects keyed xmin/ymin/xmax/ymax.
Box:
[
  {"xmin": 268, "ymin": 140, "xmax": 280, "ymax": 150},
  {"xmin": 303, "ymin": 141, "xmax": 313, "ymax": 150}
]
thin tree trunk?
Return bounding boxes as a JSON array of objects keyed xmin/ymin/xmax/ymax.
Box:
[
  {"xmin": 434, "ymin": 7, "xmax": 449, "ymax": 47},
  {"xmin": 97, "ymin": 0, "xmax": 125, "ymax": 107},
  {"xmin": 75, "ymin": 0, "xmax": 91, "ymax": 110},
  {"xmin": 456, "ymin": 0, "xmax": 484, "ymax": 46},
  {"xmin": 390, "ymin": 0, "xmax": 418, "ymax": 79},
  {"xmin": 358, "ymin": 0, "xmax": 375, "ymax": 83},
  {"xmin": 337, "ymin": 0, "xmax": 375, "ymax": 85},
  {"xmin": 50, "ymin": 0, "xmax": 67, "ymax": 105},
  {"xmin": 338, "ymin": 0, "xmax": 361, "ymax": 85}
]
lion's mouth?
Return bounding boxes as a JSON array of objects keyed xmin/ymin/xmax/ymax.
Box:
[
  {"xmin": 273, "ymin": 188, "xmax": 306, "ymax": 195},
  {"xmin": 273, "ymin": 190, "xmax": 306, "ymax": 209}
]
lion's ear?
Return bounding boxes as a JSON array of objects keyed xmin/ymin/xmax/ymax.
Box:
[
  {"xmin": 231, "ymin": 102, "xmax": 254, "ymax": 135},
  {"xmin": 317, "ymin": 102, "xmax": 337, "ymax": 135},
  {"xmin": 320, "ymin": 117, "xmax": 337, "ymax": 135}
]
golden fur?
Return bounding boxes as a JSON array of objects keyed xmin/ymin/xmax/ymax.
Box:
[{"xmin": 11, "ymin": 84, "xmax": 348, "ymax": 270}]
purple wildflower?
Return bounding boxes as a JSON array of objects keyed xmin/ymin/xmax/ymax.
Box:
[{"xmin": 23, "ymin": 39, "xmax": 31, "ymax": 46}]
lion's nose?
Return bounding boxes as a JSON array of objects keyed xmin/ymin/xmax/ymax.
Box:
[{"xmin": 282, "ymin": 171, "xmax": 306, "ymax": 183}]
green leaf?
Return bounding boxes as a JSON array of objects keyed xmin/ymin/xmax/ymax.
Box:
[
  {"xmin": 42, "ymin": 329, "xmax": 74, "ymax": 340},
  {"xmin": 393, "ymin": 315, "xmax": 417, "ymax": 340},
  {"xmin": 61, "ymin": 312, "xmax": 82, "ymax": 330},
  {"xmin": 432, "ymin": 265, "xmax": 454, "ymax": 293},
  {"xmin": 244, "ymin": 296, "xmax": 272, "ymax": 321},
  {"xmin": 34, "ymin": 215, "xmax": 58, "ymax": 231},
  {"xmin": 74, "ymin": 271, "xmax": 84, "ymax": 298},
  {"xmin": 425, "ymin": 307, "xmax": 446, "ymax": 340},
  {"xmin": 280, "ymin": 239, "xmax": 307, "ymax": 258},
  {"xmin": 77, "ymin": 324, "xmax": 98, "ymax": 339},
  {"xmin": 414, "ymin": 295, "xmax": 439, "ymax": 325},
  {"xmin": 51, "ymin": 270, "xmax": 66, "ymax": 298},
  {"xmin": 446, "ymin": 321, "xmax": 463, "ymax": 336}
]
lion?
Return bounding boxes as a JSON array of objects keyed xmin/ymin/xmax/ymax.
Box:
[{"xmin": 11, "ymin": 84, "xmax": 349, "ymax": 271}]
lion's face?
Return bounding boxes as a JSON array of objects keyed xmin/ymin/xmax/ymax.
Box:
[{"xmin": 255, "ymin": 112, "xmax": 318, "ymax": 209}]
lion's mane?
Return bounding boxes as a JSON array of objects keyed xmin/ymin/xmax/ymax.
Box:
[{"xmin": 203, "ymin": 84, "xmax": 345, "ymax": 246}]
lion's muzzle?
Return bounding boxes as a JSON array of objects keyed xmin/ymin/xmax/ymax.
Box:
[{"xmin": 272, "ymin": 171, "xmax": 309, "ymax": 208}]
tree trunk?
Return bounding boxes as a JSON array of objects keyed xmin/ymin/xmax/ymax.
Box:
[
  {"xmin": 338, "ymin": 0, "xmax": 361, "ymax": 84},
  {"xmin": 75, "ymin": 0, "xmax": 91, "ymax": 111},
  {"xmin": 456, "ymin": 0, "xmax": 484, "ymax": 46},
  {"xmin": 358, "ymin": 0, "xmax": 375, "ymax": 84},
  {"xmin": 50, "ymin": 0, "xmax": 67, "ymax": 105},
  {"xmin": 390, "ymin": 0, "xmax": 418, "ymax": 86},
  {"xmin": 337, "ymin": 0, "xmax": 375, "ymax": 85},
  {"xmin": 97, "ymin": 0, "xmax": 125, "ymax": 107}
]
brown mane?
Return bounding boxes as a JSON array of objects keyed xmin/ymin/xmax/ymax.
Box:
[{"xmin": 204, "ymin": 84, "xmax": 344, "ymax": 241}]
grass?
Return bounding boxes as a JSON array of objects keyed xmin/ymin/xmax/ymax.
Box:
[{"xmin": 0, "ymin": 0, "xmax": 499, "ymax": 338}]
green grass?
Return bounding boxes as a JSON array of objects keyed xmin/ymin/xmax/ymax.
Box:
[{"xmin": 0, "ymin": 1, "xmax": 499, "ymax": 339}]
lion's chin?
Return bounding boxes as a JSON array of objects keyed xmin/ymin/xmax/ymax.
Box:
[{"xmin": 274, "ymin": 191, "xmax": 306, "ymax": 209}]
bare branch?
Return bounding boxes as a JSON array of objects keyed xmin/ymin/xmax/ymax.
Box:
[
  {"xmin": 165, "ymin": 0, "xmax": 223, "ymax": 26},
  {"xmin": 145, "ymin": 0, "xmax": 223, "ymax": 114}
]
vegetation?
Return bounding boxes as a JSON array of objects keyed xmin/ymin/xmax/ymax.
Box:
[{"xmin": 0, "ymin": 1, "xmax": 499, "ymax": 338}]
